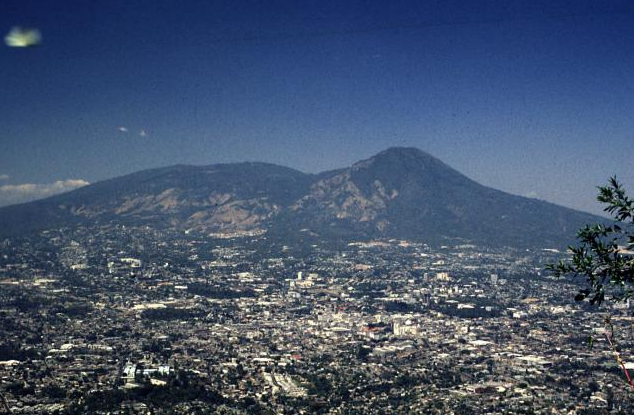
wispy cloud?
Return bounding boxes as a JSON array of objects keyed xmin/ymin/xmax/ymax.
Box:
[
  {"xmin": 0, "ymin": 174, "xmax": 9, "ymax": 181},
  {"xmin": 4, "ymin": 27, "xmax": 42, "ymax": 48},
  {"xmin": 0, "ymin": 179, "xmax": 89, "ymax": 207},
  {"xmin": 118, "ymin": 126, "xmax": 149, "ymax": 137}
]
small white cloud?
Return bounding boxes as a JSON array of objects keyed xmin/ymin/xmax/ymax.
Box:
[
  {"xmin": 139, "ymin": 129, "xmax": 147, "ymax": 137},
  {"xmin": 523, "ymin": 191, "xmax": 539, "ymax": 199},
  {"xmin": 0, "ymin": 179, "xmax": 89, "ymax": 207},
  {"xmin": 118, "ymin": 126, "xmax": 128, "ymax": 133},
  {"xmin": 4, "ymin": 27, "xmax": 42, "ymax": 48},
  {"xmin": 0, "ymin": 174, "xmax": 9, "ymax": 181}
]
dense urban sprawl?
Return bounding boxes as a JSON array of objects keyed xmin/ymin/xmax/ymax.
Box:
[{"xmin": 1, "ymin": 225, "xmax": 633, "ymax": 414}]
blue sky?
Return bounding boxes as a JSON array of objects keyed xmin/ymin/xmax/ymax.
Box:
[{"xmin": 1, "ymin": 0, "xmax": 633, "ymax": 214}]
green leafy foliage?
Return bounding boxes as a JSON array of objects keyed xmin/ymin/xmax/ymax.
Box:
[{"xmin": 547, "ymin": 177, "xmax": 634, "ymax": 306}]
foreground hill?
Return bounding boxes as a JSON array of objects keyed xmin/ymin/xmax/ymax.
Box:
[{"xmin": 0, "ymin": 147, "xmax": 602, "ymax": 247}]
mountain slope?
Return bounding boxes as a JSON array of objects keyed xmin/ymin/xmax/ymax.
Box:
[
  {"xmin": 0, "ymin": 162, "xmax": 314, "ymax": 237},
  {"xmin": 282, "ymin": 147, "xmax": 598, "ymax": 246},
  {"xmin": 0, "ymin": 148, "xmax": 602, "ymax": 247}
]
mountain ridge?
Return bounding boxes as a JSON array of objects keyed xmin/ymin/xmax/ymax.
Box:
[{"xmin": 0, "ymin": 147, "xmax": 602, "ymax": 247}]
